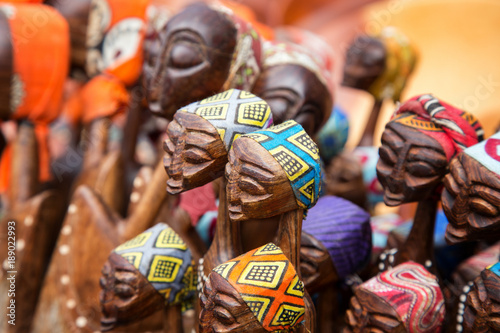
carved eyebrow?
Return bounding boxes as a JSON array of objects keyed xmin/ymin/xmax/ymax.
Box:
[
  {"xmin": 185, "ymin": 130, "xmax": 218, "ymax": 147},
  {"xmin": 239, "ymin": 158, "xmax": 275, "ymax": 181},
  {"xmin": 470, "ymin": 184, "xmax": 500, "ymax": 206},
  {"xmin": 407, "ymin": 148, "xmax": 448, "ymax": 168},
  {"xmin": 381, "ymin": 129, "xmax": 404, "ymax": 152}
]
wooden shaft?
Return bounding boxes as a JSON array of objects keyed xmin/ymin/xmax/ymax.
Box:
[
  {"xmin": 358, "ymin": 99, "xmax": 383, "ymax": 147},
  {"xmin": 82, "ymin": 117, "xmax": 109, "ymax": 171}
]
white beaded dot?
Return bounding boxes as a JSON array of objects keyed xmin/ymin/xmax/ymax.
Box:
[
  {"xmin": 2, "ymin": 259, "xmax": 9, "ymax": 270},
  {"xmin": 456, "ymin": 324, "xmax": 463, "ymax": 332},
  {"xmin": 60, "ymin": 274, "xmax": 70, "ymax": 285},
  {"xmin": 388, "ymin": 255, "xmax": 394, "ymax": 264},
  {"xmin": 16, "ymin": 239, "xmax": 25, "ymax": 251},
  {"xmin": 458, "ymin": 302, "xmax": 465, "ymax": 310},
  {"xmin": 24, "ymin": 215, "xmax": 33, "ymax": 227},
  {"xmin": 463, "ymin": 285, "xmax": 470, "ymax": 293},
  {"xmin": 378, "ymin": 263, "xmax": 385, "ymax": 271},
  {"xmin": 380, "ymin": 253, "xmax": 387, "ymax": 260},
  {"xmin": 76, "ymin": 316, "xmax": 88, "ymax": 328},
  {"xmin": 133, "ymin": 177, "xmax": 143, "ymax": 188},
  {"xmin": 59, "ymin": 245, "xmax": 70, "ymax": 255},
  {"xmin": 457, "ymin": 315, "xmax": 463, "ymax": 323},
  {"xmin": 130, "ymin": 192, "xmax": 140, "ymax": 203},
  {"xmin": 61, "ymin": 225, "xmax": 72, "ymax": 236},
  {"xmin": 68, "ymin": 204, "xmax": 77, "ymax": 214},
  {"xmin": 460, "ymin": 294, "xmax": 467, "ymax": 303},
  {"xmin": 425, "ymin": 260, "xmax": 432, "ymax": 268},
  {"xmin": 66, "ymin": 299, "xmax": 76, "ymax": 309}
]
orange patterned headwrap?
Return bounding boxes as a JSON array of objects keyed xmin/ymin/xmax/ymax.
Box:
[
  {"xmin": 211, "ymin": 243, "xmax": 305, "ymax": 331},
  {"xmin": 0, "ymin": 3, "xmax": 69, "ymax": 191}
]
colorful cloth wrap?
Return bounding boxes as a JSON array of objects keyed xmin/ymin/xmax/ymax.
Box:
[
  {"xmin": 0, "ymin": 3, "xmax": 69, "ymax": 191},
  {"xmin": 179, "ymin": 89, "xmax": 273, "ymax": 151},
  {"xmin": 464, "ymin": 131, "xmax": 500, "ymax": 178},
  {"xmin": 352, "ymin": 146, "xmax": 384, "ymax": 206},
  {"xmin": 212, "ymin": 243, "xmax": 305, "ymax": 331},
  {"xmin": 262, "ymin": 40, "xmax": 334, "ymax": 108},
  {"xmin": 368, "ymin": 26, "xmax": 417, "ymax": 102},
  {"xmin": 487, "ymin": 262, "xmax": 500, "ymax": 277},
  {"xmin": 360, "ymin": 262, "xmax": 445, "ymax": 333},
  {"xmin": 242, "ymin": 120, "xmax": 322, "ymax": 210},
  {"xmin": 209, "ymin": 3, "xmax": 263, "ymax": 91},
  {"xmin": 113, "ymin": 223, "xmax": 197, "ymax": 306},
  {"xmin": 393, "ymin": 94, "xmax": 484, "ymax": 161},
  {"xmin": 316, "ymin": 106, "xmax": 349, "ymax": 162},
  {"xmin": 303, "ymin": 196, "xmax": 371, "ymax": 279}
]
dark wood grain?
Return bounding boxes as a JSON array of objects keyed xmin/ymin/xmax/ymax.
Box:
[{"xmin": 0, "ymin": 11, "xmax": 13, "ymax": 119}]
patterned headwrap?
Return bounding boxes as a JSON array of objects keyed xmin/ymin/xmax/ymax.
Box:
[
  {"xmin": 360, "ymin": 262, "xmax": 445, "ymax": 333},
  {"xmin": 464, "ymin": 131, "xmax": 500, "ymax": 178},
  {"xmin": 209, "ymin": 3, "xmax": 263, "ymax": 91},
  {"xmin": 113, "ymin": 223, "xmax": 197, "ymax": 306},
  {"xmin": 392, "ymin": 94, "xmax": 484, "ymax": 161},
  {"xmin": 0, "ymin": 3, "xmax": 69, "ymax": 191},
  {"xmin": 487, "ymin": 262, "xmax": 500, "ymax": 277},
  {"xmin": 179, "ymin": 89, "xmax": 273, "ymax": 151},
  {"xmin": 368, "ymin": 26, "xmax": 417, "ymax": 102},
  {"xmin": 241, "ymin": 120, "xmax": 321, "ymax": 210},
  {"xmin": 316, "ymin": 106, "xmax": 349, "ymax": 162},
  {"xmin": 262, "ymin": 40, "xmax": 334, "ymax": 105},
  {"xmin": 303, "ymin": 196, "xmax": 371, "ymax": 279},
  {"xmin": 211, "ymin": 243, "xmax": 305, "ymax": 331}
]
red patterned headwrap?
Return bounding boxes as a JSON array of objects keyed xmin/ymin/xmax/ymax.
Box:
[{"xmin": 392, "ymin": 94, "xmax": 484, "ymax": 161}]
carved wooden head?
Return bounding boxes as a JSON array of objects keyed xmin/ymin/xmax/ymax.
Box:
[
  {"xmin": 345, "ymin": 262, "xmax": 445, "ymax": 333},
  {"xmin": 461, "ymin": 262, "xmax": 500, "ymax": 332},
  {"xmin": 100, "ymin": 223, "xmax": 197, "ymax": 331},
  {"xmin": 343, "ymin": 27, "xmax": 417, "ymax": 102},
  {"xmin": 100, "ymin": 252, "xmax": 164, "ymax": 331},
  {"xmin": 253, "ymin": 41, "xmax": 333, "ymax": 136},
  {"xmin": 227, "ymin": 120, "xmax": 321, "ymax": 222},
  {"xmin": 443, "ymin": 132, "xmax": 500, "ymax": 244},
  {"xmin": 163, "ymin": 89, "xmax": 273, "ymax": 194},
  {"xmin": 376, "ymin": 95, "xmax": 483, "ymax": 206},
  {"xmin": 200, "ymin": 243, "xmax": 305, "ymax": 333}
]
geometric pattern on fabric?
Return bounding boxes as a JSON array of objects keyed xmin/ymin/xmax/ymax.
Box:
[
  {"xmin": 113, "ymin": 223, "xmax": 196, "ymax": 305},
  {"xmin": 241, "ymin": 120, "xmax": 321, "ymax": 210},
  {"xmin": 464, "ymin": 131, "xmax": 500, "ymax": 178},
  {"xmin": 212, "ymin": 243, "xmax": 305, "ymax": 331},
  {"xmin": 393, "ymin": 94, "xmax": 484, "ymax": 162},
  {"xmin": 487, "ymin": 261, "xmax": 500, "ymax": 277},
  {"xmin": 360, "ymin": 262, "xmax": 445, "ymax": 333},
  {"xmin": 179, "ymin": 89, "xmax": 273, "ymax": 151},
  {"xmin": 302, "ymin": 196, "xmax": 372, "ymax": 279}
]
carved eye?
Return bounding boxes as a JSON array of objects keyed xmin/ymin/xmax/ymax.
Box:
[
  {"xmin": 214, "ymin": 306, "xmax": 236, "ymax": 326},
  {"xmin": 378, "ymin": 146, "xmax": 396, "ymax": 166},
  {"xmin": 239, "ymin": 177, "xmax": 266, "ymax": 195},
  {"xmin": 184, "ymin": 146, "xmax": 211, "ymax": 163},
  {"xmin": 225, "ymin": 163, "xmax": 232, "ymax": 180},
  {"xmin": 168, "ymin": 42, "xmax": 204, "ymax": 69},
  {"xmin": 470, "ymin": 197, "xmax": 499, "ymax": 217},
  {"xmin": 163, "ymin": 138, "xmax": 174, "ymax": 154},
  {"xmin": 406, "ymin": 161, "xmax": 436, "ymax": 177}
]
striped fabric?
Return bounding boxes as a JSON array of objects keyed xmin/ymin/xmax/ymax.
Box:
[
  {"xmin": 302, "ymin": 196, "xmax": 371, "ymax": 279},
  {"xmin": 393, "ymin": 94, "xmax": 484, "ymax": 161}
]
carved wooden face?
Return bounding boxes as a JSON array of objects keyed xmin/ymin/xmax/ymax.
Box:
[
  {"xmin": 253, "ymin": 64, "xmax": 332, "ymax": 136},
  {"xmin": 345, "ymin": 288, "xmax": 405, "ymax": 333},
  {"xmin": 99, "ymin": 253, "xmax": 163, "ymax": 331},
  {"xmin": 199, "ymin": 272, "xmax": 267, "ymax": 333},
  {"xmin": 143, "ymin": 3, "xmax": 236, "ymax": 119},
  {"xmin": 443, "ymin": 154, "xmax": 500, "ymax": 244},
  {"xmin": 300, "ymin": 231, "xmax": 338, "ymax": 294},
  {"xmin": 376, "ymin": 122, "xmax": 448, "ymax": 206},
  {"xmin": 342, "ymin": 36, "xmax": 386, "ymax": 91},
  {"xmin": 225, "ymin": 137, "xmax": 297, "ymax": 222},
  {"xmin": 163, "ymin": 111, "xmax": 227, "ymax": 194}
]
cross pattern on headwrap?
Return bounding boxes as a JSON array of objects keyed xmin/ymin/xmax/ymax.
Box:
[
  {"xmin": 360, "ymin": 262, "xmax": 445, "ymax": 333},
  {"xmin": 464, "ymin": 131, "xmax": 500, "ymax": 178},
  {"xmin": 241, "ymin": 120, "xmax": 321, "ymax": 210},
  {"xmin": 113, "ymin": 223, "xmax": 197, "ymax": 306},
  {"xmin": 393, "ymin": 94, "xmax": 484, "ymax": 161},
  {"xmin": 211, "ymin": 243, "xmax": 305, "ymax": 331},
  {"xmin": 180, "ymin": 89, "xmax": 273, "ymax": 150}
]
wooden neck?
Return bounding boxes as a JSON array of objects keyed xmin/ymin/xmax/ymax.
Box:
[
  {"xmin": 358, "ymin": 99, "xmax": 383, "ymax": 147},
  {"xmin": 399, "ymin": 199, "xmax": 438, "ymax": 269},
  {"xmin": 82, "ymin": 118, "xmax": 109, "ymax": 171},
  {"xmin": 122, "ymin": 160, "xmax": 170, "ymax": 240},
  {"xmin": 276, "ymin": 209, "xmax": 304, "ymax": 272},
  {"xmin": 203, "ymin": 178, "xmax": 242, "ymax": 272}
]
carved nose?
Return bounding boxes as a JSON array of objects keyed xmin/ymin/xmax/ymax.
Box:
[{"xmin": 386, "ymin": 177, "xmax": 404, "ymax": 194}]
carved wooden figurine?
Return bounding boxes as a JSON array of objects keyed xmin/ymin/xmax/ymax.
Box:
[
  {"xmin": 458, "ymin": 261, "xmax": 500, "ymax": 332},
  {"xmin": 343, "ymin": 26, "xmax": 417, "ymax": 147},
  {"xmin": 100, "ymin": 223, "xmax": 197, "ymax": 332},
  {"xmin": 144, "ymin": 2, "xmax": 263, "ymax": 120},
  {"xmin": 344, "ymin": 262, "xmax": 446, "ymax": 332},
  {"xmin": 301, "ymin": 195, "xmax": 372, "ymax": 332},
  {"xmin": 252, "ymin": 40, "xmax": 333, "ymax": 137},
  {"xmin": 0, "ymin": 4, "xmax": 69, "ymax": 332},
  {"xmin": 200, "ymin": 243, "xmax": 307, "ymax": 332},
  {"xmin": 376, "ymin": 94, "xmax": 483, "ymax": 272},
  {"xmin": 443, "ymin": 131, "xmax": 500, "ymax": 244}
]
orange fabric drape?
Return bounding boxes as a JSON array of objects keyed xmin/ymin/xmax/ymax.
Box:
[{"xmin": 0, "ymin": 3, "xmax": 69, "ymax": 192}]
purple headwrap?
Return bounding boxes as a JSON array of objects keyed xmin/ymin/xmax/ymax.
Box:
[{"xmin": 302, "ymin": 195, "xmax": 372, "ymax": 279}]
